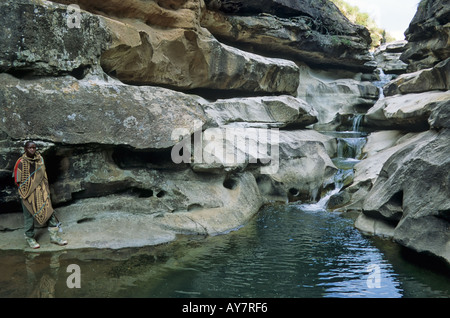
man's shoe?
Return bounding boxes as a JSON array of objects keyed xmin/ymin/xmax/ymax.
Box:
[
  {"xmin": 26, "ymin": 237, "xmax": 40, "ymax": 249},
  {"xmin": 48, "ymin": 227, "xmax": 67, "ymax": 246}
]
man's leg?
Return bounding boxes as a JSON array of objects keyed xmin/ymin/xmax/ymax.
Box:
[
  {"xmin": 22, "ymin": 201, "xmax": 40, "ymax": 249},
  {"xmin": 47, "ymin": 214, "xmax": 58, "ymax": 228}
]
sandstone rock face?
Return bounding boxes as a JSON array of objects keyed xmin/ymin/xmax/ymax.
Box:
[
  {"xmin": 384, "ymin": 57, "xmax": 450, "ymax": 96},
  {"xmin": 373, "ymin": 40, "xmax": 408, "ymax": 75},
  {"xmin": 401, "ymin": 0, "xmax": 450, "ymax": 72},
  {"xmin": 0, "ymin": 73, "xmax": 207, "ymax": 149},
  {"xmin": 0, "ymin": 0, "xmax": 109, "ymax": 77},
  {"xmin": 2, "ymin": 0, "xmax": 300, "ymax": 95},
  {"xmin": 361, "ymin": 129, "xmax": 450, "ymax": 263},
  {"xmin": 202, "ymin": 0, "xmax": 375, "ymax": 72},
  {"xmin": 100, "ymin": 21, "xmax": 300, "ymax": 94},
  {"xmin": 1, "ymin": 0, "xmax": 358, "ymax": 250},
  {"xmin": 2, "ymin": 0, "xmax": 446, "ymax": 268},
  {"xmin": 297, "ymin": 65, "xmax": 379, "ymax": 124},
  {"xmin": 48, "ymin": 0, "xmax": 300, "ymax": 94}
]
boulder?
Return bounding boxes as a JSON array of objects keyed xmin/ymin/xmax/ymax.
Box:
[
  {"xmin": 0, "ymin": 73, "xmax": 207, "ymax": 149},
  {"xmin": 364, "ymin": 90, "xmax": 450, "ymax": 130},
  {"xmin": 361, "ymin": 129, "xmax": 450, "ymax": 263},
  {"xmin": 384, "ymin": 57, "xmax": 450, "ymax": 96}
]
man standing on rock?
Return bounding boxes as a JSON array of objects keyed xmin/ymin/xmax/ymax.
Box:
[{"xmin": 13, "ymin": 141, "xmax": 67, "ymax": 249}]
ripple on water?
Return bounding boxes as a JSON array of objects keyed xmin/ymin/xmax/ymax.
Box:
[{"xmin": 0, "ymin": 203, "xmax": 448, "ymax": 297}]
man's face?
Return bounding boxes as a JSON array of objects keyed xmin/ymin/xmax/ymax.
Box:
[{"xmin": 25, "ymin": 143, "xmax": 37, "ymax": 158}]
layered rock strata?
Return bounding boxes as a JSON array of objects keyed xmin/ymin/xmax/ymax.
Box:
[
  {"xmin": 1, "ymin": 0, "xmax": 361, "ymax": 250},
  {"xmin": 202, "ymin": 0, "xmax": 375, "ymax": 72},
  {"xmin": 401, "ymin": 0, "xmax": 450, "ymax": 72}
]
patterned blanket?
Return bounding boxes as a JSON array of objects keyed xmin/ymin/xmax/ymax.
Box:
[{"xmin": 14, "ymin": 153, "xmax": 54, "ymax": 225}]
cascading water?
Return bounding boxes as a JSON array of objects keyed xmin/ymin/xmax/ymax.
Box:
[
  {"xmin": 373, "ymin": 68, "xmax": 394, "ymax": 99},
  {"xmin": 304, "ymin": 68, "xmax": 397, "ymax": 211},
  {"xmin": 301, "ymin": 114, "xmax": 368, "ymax": 212},
  {"xmin": 302, "ymin": 68, "xmax": 397, "ymax": 211},
  {"xmin": 352, "ymin": 113, "xmax": 363, "ymax": 132}
]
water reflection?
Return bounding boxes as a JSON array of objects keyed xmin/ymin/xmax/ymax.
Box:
[
  {"xmin": 0, "ymin": 251, "xmax": 65, "ymax": 298},
  {"xmin": 0, "ymin": 204, "xmax": 449, "ymax": 298},
  {"xmin": 25, "ymin": 252, "xmax": 65, "ymax": 297}
]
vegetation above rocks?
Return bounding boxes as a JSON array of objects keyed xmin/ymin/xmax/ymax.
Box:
[{"xmin": 331, "ymin": 0, "xmax": 397, "ymax": 48}]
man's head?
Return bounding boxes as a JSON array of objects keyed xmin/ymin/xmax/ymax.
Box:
[{"xmin": 24, "ymin": 141, "xmax": 37, "ymax": 158}]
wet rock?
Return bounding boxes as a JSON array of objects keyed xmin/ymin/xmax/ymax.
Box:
[
  {"xmin": 327, "ymin": 191, "xmax": 350, "ymax": 210},
  {"xmin": 354, "ymin": 213, "xmax": 395, "ymax": 238}
]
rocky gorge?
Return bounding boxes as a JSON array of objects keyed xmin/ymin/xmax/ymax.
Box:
[{"xmin": 0, "ymin": 0, "xmax": 448, "ymax": 268}]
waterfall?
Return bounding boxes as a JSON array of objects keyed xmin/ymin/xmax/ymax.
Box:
[
  {"xmin": 352, "ymin": 114, "xmax": 363, "ymax": 132},
  {"xmin": 299, "ymin": 70, "xmax": 394, "ymax": 211},
  {"xmin": 372, "ymin": 68, "xmax": 394, "ymax": 99},
  {"xmin": 337, "ymin": 136, "xmax": 366, "ymax": 160},
  {"xmin": 301, "ymin": 114, "xmax": 367, "ymax": 212}
]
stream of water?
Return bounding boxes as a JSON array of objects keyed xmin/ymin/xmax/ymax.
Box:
[{"xmin": 0, "ymin": 204, "xmax": 449, "ymax": 298}]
